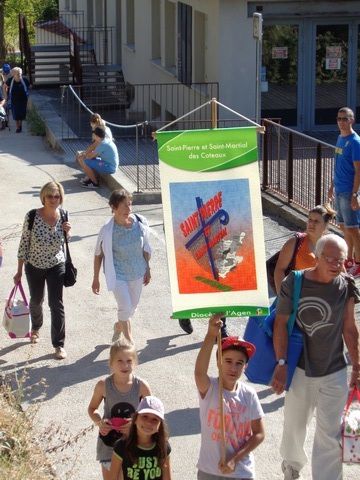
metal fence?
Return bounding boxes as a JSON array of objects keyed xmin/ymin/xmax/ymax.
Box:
[
  {"xmin": 59, "ymin": 82, "xmax": 220, "ymax": 191},
  {"xmin": 60, "ymin": 82, "xmax": 220, "ymax": 139},
  {"xmin": 261, "ymin": 119, "xmax": 336, "ymax": 211}
]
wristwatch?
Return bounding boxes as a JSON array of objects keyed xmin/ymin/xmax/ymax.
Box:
[
  {"xmin": 352, "ymin": 192, "xmax": 358, "ymax": 198},
  {"xmin": 276, "ymin": 358, "xmax": 287, "ymax": 366}
]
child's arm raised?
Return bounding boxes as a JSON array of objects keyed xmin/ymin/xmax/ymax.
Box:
[
  {"xmin": 87, "ymin": 380, "xmax": 112, "ymax": 436},
  {"xmin": 194, "ymin": 314, "xmax": 223, "ymax": 398},
  {"xmin": 218, "ymin": 417, "xmax": 265, "ymax": 474}
]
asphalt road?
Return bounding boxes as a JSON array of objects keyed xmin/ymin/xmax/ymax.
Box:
[{"xmin": 0, "ymin": 127, "xmax": 356, "ymax": 480}]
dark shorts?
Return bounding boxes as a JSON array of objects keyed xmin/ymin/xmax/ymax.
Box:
[
  {"xmin": 334, "ymin": 191, "xmax": 360, "ymax": 227},
  {"xmin": 84, "ymin": 158, "xmax": 116, "ymax": 174}
]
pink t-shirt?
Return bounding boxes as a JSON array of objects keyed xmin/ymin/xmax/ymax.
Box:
[{"xmin": 197, "ymin": 377, "xmax": 264, "ymax": 478}]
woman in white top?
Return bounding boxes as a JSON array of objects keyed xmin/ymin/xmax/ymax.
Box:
[{"xmin": 92, "ymin": 189, "xmax": 151, "ymax": 343}]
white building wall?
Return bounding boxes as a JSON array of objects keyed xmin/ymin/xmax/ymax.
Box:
[{"xmin": 218, "ymin": 1, "xmax": 257, "ymax": 120}]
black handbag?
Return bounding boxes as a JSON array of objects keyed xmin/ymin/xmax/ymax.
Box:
[{"xmin": 60, "ymin": 211, "xmax": 77, "ymax": 287}]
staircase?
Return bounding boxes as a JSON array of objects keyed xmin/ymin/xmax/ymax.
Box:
[
  {"xmin": 81, "ymin": 66, "xmax": 129, "ymax": 110},
  {"xmin": 19, "ymin": 12, "xmax": 130, "ymax": 112}
]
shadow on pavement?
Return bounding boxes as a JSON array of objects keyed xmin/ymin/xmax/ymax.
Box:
[
  {"xmin": 138, "ymin": 334, "xmax": 202, "ymax": 364},
  {"xmin": 1, "ymin": 344, "xmax": 109, "ymax": 403},
  {"xmin": 0, "ymin": 341, "xmax": 31, "ymax": 360},
  {"xmin": 260, "ymin": 396, "xmax": 284, "ymax": 413},
  {"xmin": 166, "ymin": 407, "xmax": 200, "ymax": 437}
]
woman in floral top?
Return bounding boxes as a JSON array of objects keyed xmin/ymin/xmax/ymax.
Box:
[{"xmin": 13, "ymin": 181, "xmax": 71, "ymax": 359}]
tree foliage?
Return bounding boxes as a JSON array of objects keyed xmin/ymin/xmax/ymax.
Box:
[{"xmin": 4, "ymin": 0, "xmax": 58, "ymax": 53}]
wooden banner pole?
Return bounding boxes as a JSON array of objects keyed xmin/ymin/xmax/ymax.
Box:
[
  {"xmin": 210, "ymin": 100, "xmax": 225, "ymax": 464},
  {"xmin": 217, "ymin": 331, "xmax": 226, "ymax": 465},
  {"xmin": 211, "ymin": 97, "xmax": 218, "ymax": 129}
]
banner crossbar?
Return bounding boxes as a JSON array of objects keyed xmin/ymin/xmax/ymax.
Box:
[{"xmin": 156, "ymin": 98, "xmax": 265, "ymax": 134}]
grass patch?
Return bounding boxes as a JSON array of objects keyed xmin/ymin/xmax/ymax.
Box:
[
  {"xmin": 0, "ymin": 378, "xmax": 55, "ymax": 480},
  {"xmin": 0, "ymin": 374, "xmax": 94, "ymax": 479},
  {"xmin": 26, "ymin": 107, "xmax": 46, "ymax": 136}
]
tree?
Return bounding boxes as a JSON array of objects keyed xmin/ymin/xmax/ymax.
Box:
[
  {"xmin": 0, "ymin": 0, "xmax": 5, "ymax": 60},
  {"xmin": 3, "ymin": 0, "xmax": 58, "ymax": 53}
]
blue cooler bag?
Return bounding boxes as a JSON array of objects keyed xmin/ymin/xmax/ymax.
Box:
[{"xmin": 244, "ymin": 270, "xmax": 303, "ymax": 390}]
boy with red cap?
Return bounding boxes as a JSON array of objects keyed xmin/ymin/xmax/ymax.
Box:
[{"xmin": 195, "ymin": 314, "xmax": 265, "ymax": 479}]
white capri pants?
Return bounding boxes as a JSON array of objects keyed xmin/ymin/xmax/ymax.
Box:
[
  {"xmin": 281, "ymin": 366, "xmax": 347, "ymax": 480},
  {"xmin": 112, "ymin": 277, "xmax": 143, "ymax": 321}
]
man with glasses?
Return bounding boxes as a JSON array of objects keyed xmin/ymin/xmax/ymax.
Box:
[
  {"xmin": 328, "ymin": 107, "xmax": 360, "ymax": 277},
  {"xmin": 271, "ymin": 234, "xmax": 360, "ymax": 480}
]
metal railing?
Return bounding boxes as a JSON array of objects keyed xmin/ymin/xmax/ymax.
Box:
[
  {"xmin": 261, "ymin": 119, "xmax": 336, "ymax": 211},
  {"xmin": 59, "ymin": 10, "xmax": 85, "ymax": 32},
  {"xmin": 59, "ymin": 82, "xmax": 220, "ymax": 191},
  {"xmin": 60, "ymin": 82, "xmax": 219, "ymax": 139},
  {"xmin": 34, "ymin": 19, "xmax": 114, "ymax": 65}
]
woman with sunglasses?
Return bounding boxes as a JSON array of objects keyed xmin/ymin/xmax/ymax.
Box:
[{"xmin": 13, "ymin": 181, "xmax": 71, "ymax": 359}]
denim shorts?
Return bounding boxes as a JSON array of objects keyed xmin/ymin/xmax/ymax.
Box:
[
  {"xmin": 334, "ymin": 192, "xmax": 360, "ymax": 227},
  {"xmin": 100, "ymin": 460, "xmax": 111, "ymax": 471},
  {"xmin": 84, "ymin": 158, "xmax": 116, "ymax": 174}
]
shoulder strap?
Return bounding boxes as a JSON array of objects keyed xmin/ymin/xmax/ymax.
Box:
[
  {"xmin": 59, "ymin": 208, "xmax": 68, "ymax": 223},
  {"xmin": 287, "ymin": 270, "xmax": 303, "ymax": 335},
  {"xmin": 28, "ymin": 209, "xmax": 37, "ymax": 231},
  {"xmin": 134, "ymin": 213, "xmax": 143, "ymax": 223},
  {"xmin": 59, "ymin": 209, "xmax": 72, "ymax": 262},
  {"xmin": 288, "ymin": 232, "xmax": 306, "ymax": 270},
  {"xmin": 8, "ymin": 77, "xmax": 14, "ymax": 100},
  {"xmin": 20, "ymin": 77, "xmax": 29, "ymax": 96}
]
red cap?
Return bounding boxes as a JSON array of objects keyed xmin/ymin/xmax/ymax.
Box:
[{"xmin": 221, "ymin": 336, "xmax": 256, "ymax": 359}]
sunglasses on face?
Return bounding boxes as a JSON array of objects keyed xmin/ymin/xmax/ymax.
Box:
[
  {"xmin": 46, "ymin": 194, "xmax": 61, "ymax": 199},
  {"xmin": 336, "ymin": 117, "xmax": 351, "ymax": 121}
]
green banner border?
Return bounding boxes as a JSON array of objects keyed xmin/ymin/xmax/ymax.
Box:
[
  {"xmin": 157, "ymin": 126, "xmax": 258, "ymax": 172},
  {"xmin": 171, "ymin": 305, "xmax": 270, "ymax": 319}
]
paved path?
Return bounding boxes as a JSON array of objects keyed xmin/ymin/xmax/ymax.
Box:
[{"xmin": 0, "ymin": 125, "xmax": 356, "ymax": 479}]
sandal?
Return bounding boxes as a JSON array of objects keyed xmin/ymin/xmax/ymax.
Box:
[{"xmin": 30, "ymin": 330, "xmax": 40, "ymax": 344}]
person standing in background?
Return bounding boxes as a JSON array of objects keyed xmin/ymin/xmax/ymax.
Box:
[{"xmin": 328, "ymin": 107, "xmax": 360, "ymax": 277}]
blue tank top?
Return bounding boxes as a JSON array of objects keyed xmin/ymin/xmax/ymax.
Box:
[{"xmin": 112, "ymin": 220, "xmax": 147, "ymax": 281}]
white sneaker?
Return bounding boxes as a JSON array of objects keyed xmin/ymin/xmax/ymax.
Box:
[
  {"xmin": 282, "ymin": 461, "xmax": 300, "ymax": 479},
  {"xmin": 54, "ymin": 347, "xmax": 67, "ymax": 360}
]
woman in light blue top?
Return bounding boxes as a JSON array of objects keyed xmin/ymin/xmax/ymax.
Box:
[{"xmin": 92, "ymin": 189, "xmax": 151, "ymax": 343}]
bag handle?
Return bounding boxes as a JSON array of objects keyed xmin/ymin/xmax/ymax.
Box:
[
  {"xmin": 59, "ymin": 209, "xmax": 73, "ymax": 264},
  {"xmin": 6, "ymin": 281, "xmax": 28, "ymax": 308},
  {"xmin": 286, "ymin": 270, "xmax": 303, "ymax": 336},
  {"xmin": 345, "ymin": 385, "xmax": 360, "ymax": 411}
]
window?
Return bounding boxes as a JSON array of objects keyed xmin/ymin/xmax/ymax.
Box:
[
  {"xmin": 194, "ymin": 11, "xmax": 206, "ymax": 83},
  {"xmin": 64, "ymin": 0, "xmax": 70, "ymax": 10},
  {"xmin": 151, "ymin": 0, "xmax": 161, "ymax": 60},
  {"xmin": 164, "ymin": 0, "xmax": 176, "ymax": 71},
  {"xmin": 71, "ymin": 0, "xmax": 77, "ymax": 11},
  {"xmin": 126, "ymin": 0, "xmax": 135, "ymax": 46},
  {"xmin": 177, "ymin": 2, "xmax": 192, "ymax": 85}
]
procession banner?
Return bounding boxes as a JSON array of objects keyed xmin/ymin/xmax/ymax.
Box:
[{"xmin": 157, "ymin": 127, "xmax": 269, "ymax": 319}]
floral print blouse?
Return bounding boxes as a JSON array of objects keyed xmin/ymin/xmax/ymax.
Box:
[{"xmin": 18, "ymin": 210, "xmax": 66, "ymax": 268}]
